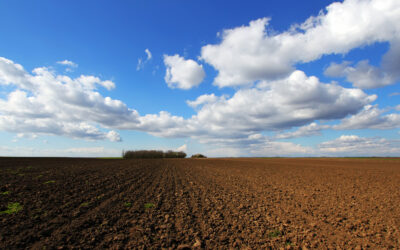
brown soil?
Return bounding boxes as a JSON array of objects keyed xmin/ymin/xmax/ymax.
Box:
[{"xmin": 1, "ymin": 157, "xmax": 399, "ymax": 249}]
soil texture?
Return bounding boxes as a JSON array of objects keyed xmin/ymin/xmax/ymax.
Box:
[{"xmin": 1, "ymin": 157, "xmax": 400, "ymax": 249}]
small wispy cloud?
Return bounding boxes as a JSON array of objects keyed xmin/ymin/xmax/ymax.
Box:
[
  {"xmin": 136, "ymin": 49, "xmax": 152, "ymax": 71},
  {"xmin": 145, "ymin": 48, "xmax": 152, "ymax": 60},
  {"xmin": 57, "ymin": 60, "xmax": 78, "ymax": 72},
  {"xmin": 57, "ymin": 60, "xmax": 78, "ymax": 68},
  {"xmin": 136, "ymin": 58, "xmax": 143, "ymax": 71},
  {"xmin": 176, "ymin": 144, "xmax": 187, "ymax": 152}
]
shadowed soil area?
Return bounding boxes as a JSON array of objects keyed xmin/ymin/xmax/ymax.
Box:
[{"xmin": 1, "ymin": 157, "xmax": 399, "ymax": 248}]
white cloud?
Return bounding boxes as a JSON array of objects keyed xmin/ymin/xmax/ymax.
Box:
[
  {"xmin": 145, "ymin": 48, "xmax": 152, "ymax": 60},
  {"xmin": 200, "ymin": 0, "xmax": 400, "ymax": 87},
  {"xmin": 250, "ymin": 141, "xmax": 314, "ymax": 156},
  {"xmin": 328, "ymin": 38, "xmax": 400, "ymax": 90},
  {"xmin": 136, "ymin": 49, "xmax": 152, "ymax": 71},
  {"xmin": 324, "ymin": 60, "xmax": 396, "ymax": 89},
  {"xmin": 334, "ymin": 104, "xmax": 400, "ymax": 130},
  {"xmin": 3, "ymin": 1, "xmax": 400, "ymax": 157},
  {"xmin": 106, "ymin": 130, "xmax": 122, "ymax": 142},
  {"xmin": 0, "ymin": 145, "xmax": 121, "ymax": 157},
  {"xmin": 185, "ymin": 70, "xmax": 375, "ymax": 138},
  {"xmin": 0, "ymin": 57, "xmax": 33, "ymax": 89},
  {"xmin": 0, "ymin": 57, "xmax": 136, "ymax": 141},
  {"xmin": 164, "ymin": 54, "xmax": 205, "ymax": 89},
  {"xmin": 186, "ymin": 93, "xmax": 220, "ymax": 108},
  {"xmin": 319, "ymin": 135, "xmax": 400, "ymax": 156},
  {"xmin": 275, "ymin": 122, "xmax": 330, "ymax": 139},
  {"xmin": 204, "ymin": 147, "xmax": 243, "ymax": 157},
  {"xmin": 0, "ymin": 56, "xmax": 385, "ymax": 156},
  {"xmin": 57, "ymin": 60, "xmax": 78, "ymax": 68},
  {"xmin": 144, "ymin": 70, "xmax": 375, "ymax": 147},
  {"xmin": 203, "ymin": 140, "xmax": 313, "ymax": 157},
  {"xmin": 133, "ymin": 111, "xmax": 187, "ymax": 136},
  {"xmin": 324, "ymin": 61, "xmax": 351, "ymax": 77},
  {"xmin": 176, "ymin": 144, "xmax": 187, "ymax": 152},
  {"xmin": 76, "ymin": 75, "xmax": 115, "ymax": 90},
  {"xmin": 136, "ymin": 58, "xmax": 143, "ymax": 71},
  {"xmin": 64, "ymin": 147, "xmax": 120, "ymax": 156},
  {"xmin": 0, "ymin": 116, "xmax": 122, "ymax": 142},
  {"xmin": 16, "ymin": 133, "xmax": 38, "ymax": 139},
  {"xmin": 12, "ymin": 133, "xmax": 38, "ymax": 142},
  {"xmin": 0, "ymin": 57, "xmax": 193, "ymax": 141}
]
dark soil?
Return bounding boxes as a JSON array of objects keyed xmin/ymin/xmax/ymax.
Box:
[{"xmin": 1, "ymin": 157, "xmax": 399, "ymax": 249}]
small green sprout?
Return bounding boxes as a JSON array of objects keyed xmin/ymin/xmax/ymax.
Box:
[
  {"xmin": 80, "ymin": 202, "xmax": 89, "ymax": 207},
  {"xmin": 144, "ymin": 203, "xmax": 155, "ymax": 209},
  {"xmin": 1, "ymin": 191, "xmax": 10, "ymax": 195},
  {"xmin": 43, "ymin": 180, "xmax": 56, "ymax": 184},
  {"xmin": 268, "ymin": 229, "xmax": 281, "ymax": 238},
  {"xmin": 124, "ymin": 202, "xmax": 132, "ymax": 207},
  {"xmin": 0, "ymin": 202, "xmax": 23, "ymax": 215}
]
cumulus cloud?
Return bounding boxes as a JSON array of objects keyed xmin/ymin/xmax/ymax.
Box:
[
  {"xmin": 200, "ymin": 0, "xmax": 400, "ymax": 87},
  {"xmin": 0, "ymin": 57, "xmax": 194, "ymax": 141},
  {"xmin": 0, "ymin": 145, "xmax": 121, "ymax": 157},
  {"xmin": 186, "ymin": 70, "xmax": 374, "ymax": 138},
  {"xmin": 164, "ymin": 54, "xmax": 205, "ymax": 89},
  {"xmin": 133, "ymin": 111, "xmax": 187, "ymax": 136},
  {"xmin": 204, "ymin": 147, "xmax": 244, "ymax": 157},
  {"xmin": 0, "ymin": 57, "xmax": 33, "ymax": 89},
  {"xmin": 325, "ymin": 38, "xmax": 400, "ymax": 89},
  {"xmin": 275, "ymin": 122, "xmax": 330, "ymax": 139},
  {"xmin": 334, "ymin": 105, "xmax": 400, "ymax": 130},
  {"xmin": 250, "ymin": 141, "xmax": 314, "ymax": 156},
  {"xmin": 149, "ymin": 70, "xmax": 375, "ymax": 146},
  {"xmin": 0, "ymin": 56, "xmax": 384, "ymax": 155},
  {"xmin": 319, "ymin": 135, "xmax": 400, "ymax": 156},
  {"xmin": 324, "ymin": 60, "xmax": 396, "ymax": 89},
  {"xmin": 0, "ymin": 57, "xmax": 136, "ymax": 141},
  {"xmin": 324, "ymin": 61, "xmax": 351, "ymax": 77},
  {"xmin": 204, "ymin": 139, "xmax": 313, "ymax": 157},
  {"xmin": 106, "ymin": 131, "xmax": 122, "ymax": 142},
  {"xmin": 186, "ymin": 94, "xmax": 221, "ymax": 108}
]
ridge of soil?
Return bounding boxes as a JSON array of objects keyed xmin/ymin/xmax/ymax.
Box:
[{"xmin": 1, "ymin": 157, "xmax": 399, "ymax": 248}]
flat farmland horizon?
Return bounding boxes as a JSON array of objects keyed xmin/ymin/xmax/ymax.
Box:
[{"xmin": 1, "ymin": 157, "xmax": 399, "ymax": 248}]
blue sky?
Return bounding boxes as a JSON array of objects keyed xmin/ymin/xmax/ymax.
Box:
[{"xmin": 0, "ymin": 0, "xmax": 399, "ymax": 157}]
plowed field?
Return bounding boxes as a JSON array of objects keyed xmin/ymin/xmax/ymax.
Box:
[{"xmin": 1, "ymin": 157, "xmax": 400, "ymax": 249}]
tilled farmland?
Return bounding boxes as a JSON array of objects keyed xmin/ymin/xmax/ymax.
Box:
[{"xmin": 1, "ymin": 157, "xmax": 400, "ymax": 249}]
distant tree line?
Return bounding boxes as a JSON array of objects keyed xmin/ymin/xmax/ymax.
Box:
[
  {"xmin": 122, "ymin": 150, "xmax": 187, "ymax": 159},
  {"xmin": 191, "ymin": 154, "xmax": 207, "ymax": 158}
]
